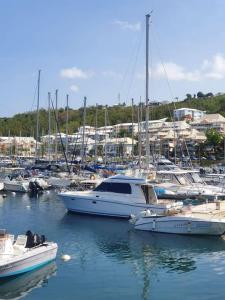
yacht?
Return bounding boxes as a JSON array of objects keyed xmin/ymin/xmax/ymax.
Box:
[
  {"xmin": 0, "ymin": 229, "xmax": 57, "ymax": 278},
  {"xmin": 154, "ymin": 170, "xmax": 225, "ymax": 201},
  {"xmin": 133, "ymin": 202, "xmax": 225, "ymax": 236},
  {"xmin": 58, "ymin": 175, "xmax": 182, "ymax": 218}
]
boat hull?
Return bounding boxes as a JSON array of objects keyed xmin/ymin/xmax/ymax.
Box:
[
  {"xmin": 0, "ymin": 243, "xmax": 58, "ymax": 278},
  {"xmin": 59, "ymin": 194, "xmax": 168, "ymax": 218},
  {"xmin": 134, "ymin": 216, "xmax": 225, "ymax": 236},
  {"xmin": 4, "ymin": 182, "xmax": 29, "ymax": 193}
]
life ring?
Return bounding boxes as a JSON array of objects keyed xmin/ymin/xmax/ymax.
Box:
[{"xmin": 90, "ymin": 174, "xmax": 96, "ymax": 180}]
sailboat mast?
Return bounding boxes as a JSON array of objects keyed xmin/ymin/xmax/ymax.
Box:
[
  {"xmin": 48, "ymin": 92, "xmax": 51, "ymax": 162},
  {"xmin": 65, "ymin": 94, "xmax": 69, "ymax": 158},
  {"xmin": 104, "ymin": 106, "xmax": 108, "ymax": 165},
  {"xmin": 138, "ymin": 103, "xmax": 142, "ymax": 167},
  {"xmin": 81, "ymin": 97, "xmax": 87, "ymax": 165},
  {"xmin": 35, "ymin": 69, "xmax": 41, "ymax": 160},
  {"xmin": 145, "ymin": 14, "xmax": 150, "ymax": 166},
  {"xmin": 55, "ymin": 89, "xmax": 58, "ymax": 161},
  {"xmin": 131, "ymin": 98, "xmax": 134, "ymax": 161},
  {"xmin": 94, "ymin": 103, "xmax": 98, "ymax": 163}
]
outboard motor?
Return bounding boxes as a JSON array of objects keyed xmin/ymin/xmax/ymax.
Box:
[
  {"xmin": 29, "ymin": 181, "xmax": 38, "ymax": 193},
  {"xmin": 33, "ymin": 233, "xmax": 41, "ymax": 246},
  {"xmin": 25, "ymin": 230, "xmax": 34, "ymax": 248},
  {"xmin": 40, "ymin": 235, "xmax": 46, "ymax": 244},
  {"xmin": 34, "ymin": 180, "xmax": 44, "ymax": 191}
]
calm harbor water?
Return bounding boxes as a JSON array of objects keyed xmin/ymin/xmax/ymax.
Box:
[{"xmin": 0, "ymin": 191, "xmax": 225, "ymax": 299}]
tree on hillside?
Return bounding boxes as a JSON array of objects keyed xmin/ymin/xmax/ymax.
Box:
[
  {"xmin": 205, "ymin": 128, "xmax": 224, "ymax": 157},
  {"xmin": 205, "ymin": 92, "xmax": 213, "ymax": 98},
  {"xmin": 186, "ymin": 94, "xmax": 192, "ymax": 101},
  {"xmin": 197, "ymin": 91, "xmax": 205, "ymax": 98},
  {"xmin": 206, "ymin": 129, "xmax": 224, "ymax": 146}
]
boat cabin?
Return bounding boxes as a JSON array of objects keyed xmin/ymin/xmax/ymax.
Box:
[{"xmin": 93, "ymin": 175, "xmax": 158, "ymax": 204}]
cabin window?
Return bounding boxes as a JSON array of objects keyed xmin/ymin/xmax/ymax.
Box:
[
  {"xmin": 175, "ymin": 175, "xmax": 187, "ymax": 185},
  {"xmin": 94, "ymin": 182, "xmax": 131, "ymax": 194}
]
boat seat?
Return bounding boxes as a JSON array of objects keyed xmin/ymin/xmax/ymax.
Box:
[{"xmin": 15, "ymin": 235, "xmax": 27, "ymax": 248}]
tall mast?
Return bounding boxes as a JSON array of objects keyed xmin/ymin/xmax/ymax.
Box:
[
  {"xmin": 94, "ymin": 103, "xmax": 98, "ymax": 163},
  {"xmin": 81, "ymin": 97, "xmax": 87, "ymax": 165},
  {"xmin": 65, "ymin": 94, "xmax": 69, "ymax": 158},
  {"xmin": 104, "ymin": 106, "xmax": 108, "ymax": 165},
  {"xmin": 138, "ymin": 103, "xmax": 142, "ymax": 167},
  {"xmin": 131, "ymin": 98, "xmax": 134, "ymax": 161},
  {"xmin": 55, "ymin": 89, "xmax": 58, "ymax": 161},
  {"xmin": 35, "ymin": 69, "xmax": 41, "ymax": 160},
  {"xmin": 48, "ymin": 92, "xmax": 51, "ymax": 162},
  {"xmin": 145, "ymin": 14, "xmax": 151, "ymax": 166}
]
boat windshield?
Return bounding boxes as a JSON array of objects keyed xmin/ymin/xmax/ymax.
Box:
[
  {"xmin": 175, "ymin": 175, "xmax": 188, "ymax": 185},
  {"xmin": 94, "ymin": 182, "xmax": 132, "ymax": 194},
  {"xmin": 189, "ymin": 172, "xmax": 204, "ymax": 184}
]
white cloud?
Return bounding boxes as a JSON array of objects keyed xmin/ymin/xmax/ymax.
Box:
[
  {"xmin": 113, "ymin": 20, "xmax": 141, "ymax": 32},
  {"xmin": 60, "ymin": 67, "xmax": 94, "ymax": 79},
  {"xmin": 136, "ymin": 54, "xmax": 225, "ymax": 82},
  {"xmin": 70, "ymin": 84, "xmax": 79, "ymax": 92},
  {"xmin": 202, "ymin": 54, "xmax": 225, "ymax": 79},
  {"xmin": 102, "ymin": 70, "xmax": 122, "ymax": 79},
  {"xmin": 154, "ymin": 62, "xmax": 201, "ymax": 81}
]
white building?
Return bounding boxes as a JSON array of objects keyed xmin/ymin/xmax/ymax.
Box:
[
  {"xmin": 113, "ymin": 123, "xmax": 138, "ymax": 135},
  {"xmin": 174, "ymin": 108, "xmax": 205, "ymax": 121},
  {"xmin": 191, "ymin": 114, "xmax": 225, "ymax": 134}
]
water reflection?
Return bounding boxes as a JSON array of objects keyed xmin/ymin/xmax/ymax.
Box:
[
  {"xmin": 0, "ymin": 261, "xmax": 57, "ymax": 300},
  {"xmin": 61, "ymin": 213, "xmax": 225, "ymax": 300}
]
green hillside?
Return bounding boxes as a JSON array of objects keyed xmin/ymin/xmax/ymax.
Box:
[{"xmin": 1, "ymin": 93, "xmax": 225, "ymax": 137}]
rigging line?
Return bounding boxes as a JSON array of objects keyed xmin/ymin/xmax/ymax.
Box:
[
  {"xmin": 119, "ymin": 21, "xmax": 145, "ymax": 101},
  {"xmin": 151, "ymin": 27, "xmax": 177, "ymax": 113},
  {"xmin": 125, "ymin": 24, "xmax": 145, "ymax": 103},
  {"xmin": 29, "ymin": 80, "xmax": 38, "ymax": 113}
]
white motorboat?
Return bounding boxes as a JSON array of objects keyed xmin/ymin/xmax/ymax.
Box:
[
  {"xmin": 3, "ymin": 176, "xmax": 29, "ymax": 193},
  {"xmin": 0, "ymin": 229, "xmax": 58, "ymax": 278},
  {"xmin": 58, "ymin": 175, "xmax": 182, "ymax": 218},
  {"xmin": 133, "ymin": 202, "xmax": 225, "ymax": 236},
  {"xmin": 154, "ymin": 170, "xmax": 225, "ymax": 201}
]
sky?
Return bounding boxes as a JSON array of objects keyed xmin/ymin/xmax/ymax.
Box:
[{"xmin": 1, "ymin": 0, "xmax": 225, "ymax": 116}]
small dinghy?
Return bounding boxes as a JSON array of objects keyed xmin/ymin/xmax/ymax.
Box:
[{"xmin": 0, "ymin": 229, "xmax": 58, "ymax": 278}]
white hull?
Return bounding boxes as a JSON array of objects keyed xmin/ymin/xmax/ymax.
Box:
[
  {"xmin": 59, "ymin": 194, "xmax": 171, "ymax": 218},
  {"xmin": 0, "ymin": 182, "xmax": 4, "ymax": 191},
  {"xmin": 0, "ymin": 243, "xmax": 57, "ymax": 277},
  {"xmin": 4, "ymin": 181, "xmax": 29, "ymax": 193},
  {"xmin": 134, "ymin": 216, "xmax": 225, "ymax": 236}
]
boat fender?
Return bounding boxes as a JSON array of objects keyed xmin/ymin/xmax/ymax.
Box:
[
  {"xmin": 61, "ymin": 254, "xmax": 71, "ymax": 261},
  {"xmin": 187, "ymin": 221, "xmax": 191, "ymax": 233},
  {"xmin": 152, "ymin": 219, "xmax": 156, "ymax": 230}
]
